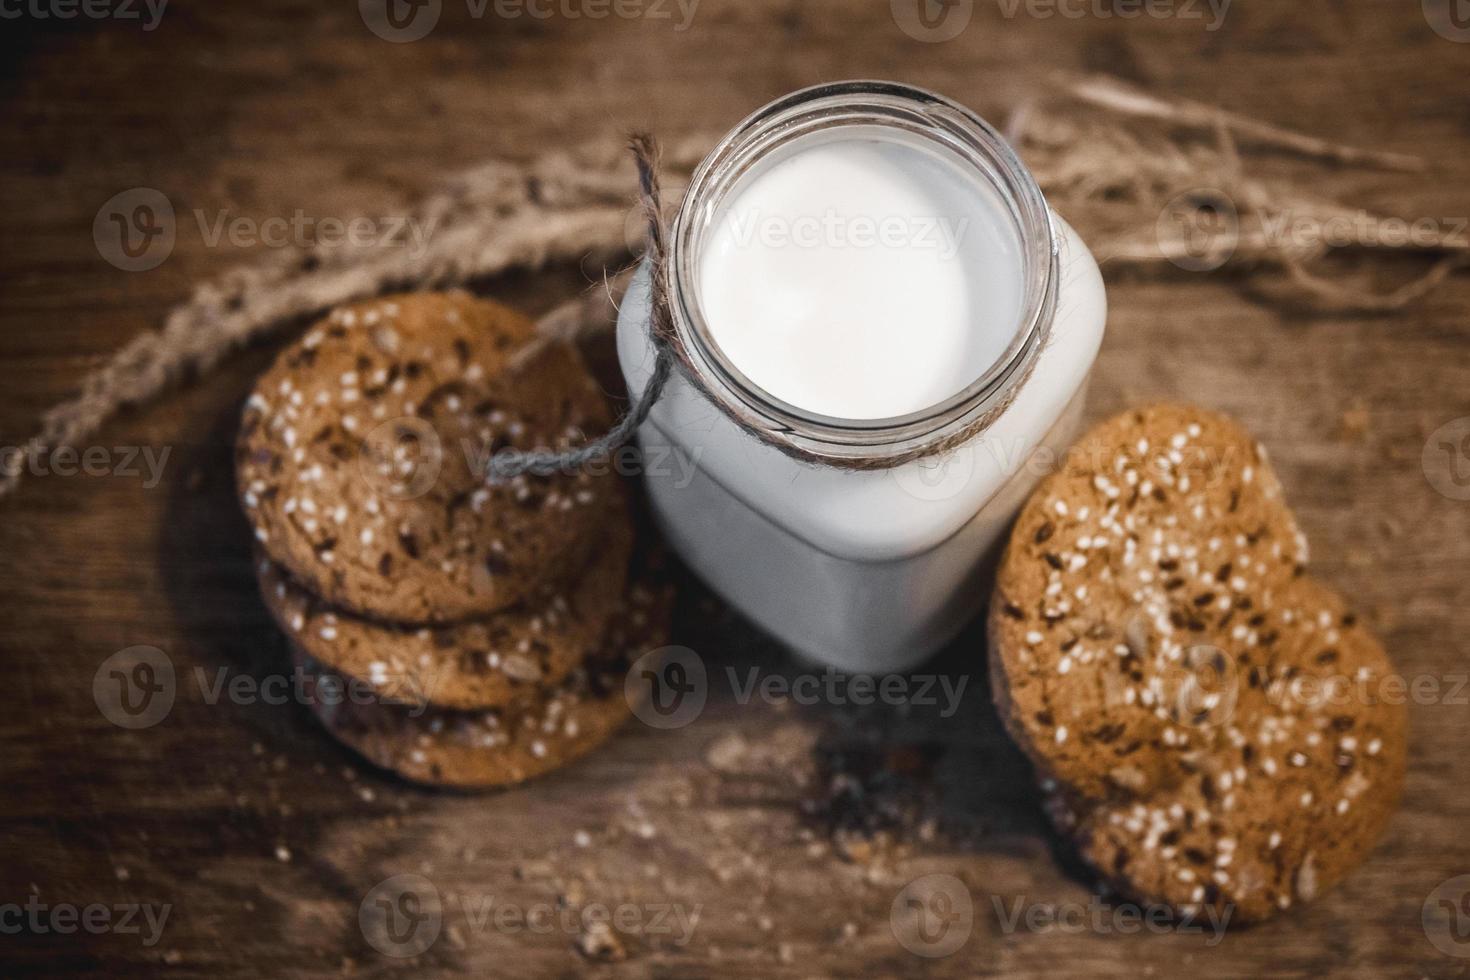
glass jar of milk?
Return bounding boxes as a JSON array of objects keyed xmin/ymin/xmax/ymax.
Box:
[{"xmin": 617, "ymin": 81, "xmax": 1106, "ymax": 673}]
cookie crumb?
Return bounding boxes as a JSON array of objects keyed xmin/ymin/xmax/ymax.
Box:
[{"xmin": 573, "ymin": 920, "xmax": 627, "ymax": 962}]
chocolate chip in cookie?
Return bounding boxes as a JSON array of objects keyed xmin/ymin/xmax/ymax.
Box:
[{"xmin": 236, "ymin": 292, "xmax": 623, "ymax": 623}]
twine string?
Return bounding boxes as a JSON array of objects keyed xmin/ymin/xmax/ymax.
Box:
[
  {"xmin": 489, "ymin": 135, "xmax": 676, "ymax": 482},
  {"xmin": 489, "ymin": 132, "xmax": 1053, "ymax": 481}
]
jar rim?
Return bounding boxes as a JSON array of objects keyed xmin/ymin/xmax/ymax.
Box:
[{"xmin": 668, "ymin": 79, "xmax": 1059, "ymax": 462}]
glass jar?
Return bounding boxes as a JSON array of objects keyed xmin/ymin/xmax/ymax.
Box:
[{"xmin": 616, "ymin": 81, "xmax": 1106, "ymax": 673}]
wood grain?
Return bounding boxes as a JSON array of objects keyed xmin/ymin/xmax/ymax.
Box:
[{"xmin": 3, "ymin": 1, "xmax": 1470, "ymax": 976}]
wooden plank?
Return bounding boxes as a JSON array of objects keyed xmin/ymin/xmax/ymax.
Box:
[{"xmin": 2, "ymin": 1, "xmax": 1469, "ymax": 975}]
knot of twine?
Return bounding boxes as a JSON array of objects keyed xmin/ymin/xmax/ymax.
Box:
[
  {"xmin": 489, "ymin": 134, "xmax": 675, "ymax": 483},
  {"xmin": 489, "ymin": 133, "xmax": 1049, "ymax": 482}
]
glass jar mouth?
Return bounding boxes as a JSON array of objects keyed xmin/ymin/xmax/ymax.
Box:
[{"xmin": 668, "ymin": 79, "xmax": 1058, "ymax": 462}]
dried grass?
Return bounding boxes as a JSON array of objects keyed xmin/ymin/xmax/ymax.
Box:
[{"xmin": 2, "ymin": 78, "xmax": 1462, "ymax": 501}]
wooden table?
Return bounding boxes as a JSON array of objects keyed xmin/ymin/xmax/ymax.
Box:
[{"xmin": 3, "ymin": 1, "xmax": 1469, "ymax": 976}]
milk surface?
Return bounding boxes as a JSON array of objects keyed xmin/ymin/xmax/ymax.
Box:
[{"xmin": 697, "ymin": 130, "xmax": 1025, "ymax": 421}]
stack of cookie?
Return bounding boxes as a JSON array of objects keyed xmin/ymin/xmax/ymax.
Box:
[
  {"xmin": 989, "ymin": 405, "xmax": 1407, "ymax": 921},
  {"xmin": 236, "ymin": 291, "xmax": 669, "ymax": 789}
]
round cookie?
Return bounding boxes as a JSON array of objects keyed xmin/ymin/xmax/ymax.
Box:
[
  {"xmin": 294, "ymin": 576, "xmax": 674, "ymax": 790},
  {"xmin": 255, "ymin": 522, "xmax": 632, "ymax": 711},
  {"xmin": 1043, "ymin": 578, "xmax": 1406, "ymax": 922},
  {"xmin": 236, "ymin": 292, "xmax": 624, "ymax": 623},
  {"xmin": 989, "ymin": 404, "xmax": 1309, "ymax": 800},
  {"xmin": 988, "ymin": 404, "xmax": 1406, "ymax": 921}
]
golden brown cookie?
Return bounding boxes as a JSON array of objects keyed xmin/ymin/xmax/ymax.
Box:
[
  {"xmin": 1044, "ymin": 579, "xmax": 1406, "ymax": 922},
  {"xmin": 236, "ymin": 292, "xmax": 624, "ymax": 623},
  {"xmin": 295, "ymin": 576, "xmax": 673, "ymax": 790},
  {"xmin": 254, "ymin": 521, "xmax": 632, "ymax": 711},
  {"xmin": 989, "ymin": 404, "xmax": 1406, "ymax": 922}
]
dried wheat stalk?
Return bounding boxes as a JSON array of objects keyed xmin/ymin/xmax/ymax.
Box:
[
  {"xmin": 2, "ymin": 78, "xmax": 1461, "ymax": 501},
  {"xmin": 1017, "ymin": 76, "xmax": 1469, "ymax": 302}
]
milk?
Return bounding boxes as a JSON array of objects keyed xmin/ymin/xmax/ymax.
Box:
[
  {"xmin": 697, "ymin": 130, "xmax": 1025, "ymax": 420},
  {"xmin": 618, "ymin": 81, "xmax": 1108, "ymax": 672}
]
